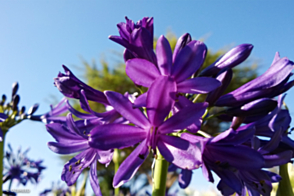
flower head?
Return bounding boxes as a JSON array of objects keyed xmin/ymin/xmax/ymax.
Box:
[
  {"xmin": 109, "ymin": 17, "xmax": 156, "ymax": 63},
  {"xmin": 3, "ymin": 144, "xmax": 45, "ymax": 187},
  {"xmin": 89, "ymin": 77, "xmax": 208, "ymax": 187}
]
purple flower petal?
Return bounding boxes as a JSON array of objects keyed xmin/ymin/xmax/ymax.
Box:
[
  {"xmin": 126, "ymin": 58, "xmax": 160, "ymax": 87},
  {"xmin": 156, "ymin": 35, "xmax": 172, "ymax": 75},
  {"xmin": 96, "ymin": 150, "xmax": 114, "ymax": 166},
  {"xmin": 216, "ymin": 178, "xmax": 236, "ymax": 196},
  {"xmin": 258, "ymin": 127, "xmax": 283, "ymax": 154},
  {"xmin": 55, "ymin": 65, "xmax": 108, "ymax": 105},
  {"xmin": 177, "ymin": 77, "xmax": 221, "ymax": 94},
  {"xmin": 179, "ymin": 169, "xmax": 192, "ymax": 189},
  {"xmin": 47, "ymin": 141, "xmax": 89, "ymax": 154},
  {"xmin": 159, "ymin": 102, "xmax": 208, "ymax": 134},
  {"xmin": 263, "ymin": 151, "xmax": 293, "ymax": 168},
  {"xmin": 89, "ymin": 124, "xmax": 147, "ymax": 150},
  {"xmin": 216, "ymin": 57, "xmax": 294, "ymax": 106},
  {"xmin": 157, "ymin": 135, "xmax": 202, "ymax": 170},
  {"xmin": 105, "ymin": 91, "xmax": 150, "ymax": 129},
  {"xmin": 217, "ymin": 126, "xmax": 255, "ymax": 145},
  {"xmin": 226, "ymin": 98, "xmax": 277, "ymax": 117},
  {"xmin": 147, "ymin": 76, "xmax": 177, "ymax": 127},
  {"xmin": 206, "ymin": 145, "xmax": 264, "ymax": 170},
  {"xmin": 61, "ymin": 149, "xmax": 96, "ymax": 186},
  {"xmin": 130, "ymin": 28, "xmax": 157, "ymax": 64},
  {"xmin": 172, "ymin": 33, "xmax": 192, "ymax": 63},
  {"xmin": 66, "ymin": 100, "xmax": 93, "ymax": 119},
  {"xmin": 46, "ymin": 123, "xmax": 84, "ymax": 143},
  {"xmin": 172, "ymin": 40, "xmax": 207, "ymax": 83},
  {"xmin": 113, "ymin": 139, "xmax": 149, "ymax": 188},
  {"xmin": 206, "ymin": 69, "xmax": 233, "ymax": 106},
  {"xmin": 202, "ymin": 163, "xmax": 214, "ymax": 182},
  {"xmin": 66, "ymin": 113, "xmax": 85, "ymax": 136},
  {"xmin": 89, "ymin": 161, "xmax": 102, "ymax": 196},
  {"xmin": 109, "ymin": 35, "xmax": 129, "ymax": 49},
  {"xmin": 133, "ymin": 92, "xmax": 147, "ymax": 108},
  {"xmin": 216, "ymin": 171, "xmax": 242, "ymax": 195},
  {"xmin": 200, "ymin": 44, "xmax": 253, "ymax": 77}
]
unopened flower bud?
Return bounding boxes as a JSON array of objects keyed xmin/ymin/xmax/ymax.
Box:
[
  {"xmin": 27, "ymin": 104, "xmax": 39, "ymax": 115},
  {"xmin": 11, "ymin": 82, "xmax": 19, "ymax": 97},
  {"xmin": 20, "ymin": 106, "xmax": 26, "ymax": 114},
  {"xmin": 12, "ymin": 95, "xmax": 20, "ymax": 111},
  {"xmin": 1, "ymin": 94, "xmax": 6, "ymax": 105}
]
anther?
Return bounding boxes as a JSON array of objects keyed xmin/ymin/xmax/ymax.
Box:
[{"xmin": 75, "ymin": 160, "xmax": 81, "ymax": 165}]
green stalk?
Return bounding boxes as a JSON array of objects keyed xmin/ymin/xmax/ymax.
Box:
[
  {"xmin": 113, "ymin": 149, "xmax": 120, "ymax": 196},
  {"xmin": 277, "ymin": 163, "xmax": 294, "ymax": 196},
  {"xmin": 152, "ymin": 152, "xmax": 168, "ymax": 196},
  {"xmin": 0, "ymin": 129, "xmax": 7, "ymax": 195}
]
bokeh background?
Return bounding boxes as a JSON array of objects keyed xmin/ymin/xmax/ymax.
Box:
[{"xmin": 1, "ymin": 1, "xmax": 294, "ymax": 195}]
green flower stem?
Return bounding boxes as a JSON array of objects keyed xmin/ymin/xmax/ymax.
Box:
[
  {"xmin": 113, "ymin": 149, "xmax": 120, "ymax": 196},
  {"xmin": 152, "ymin": 152, "xmax": 168, "ymax": 196},
  {"xmin": 0, "ymin": 129, "xmax": 7, "ymax": 195},
  {"xmin": 277, "ymin": 163, "xmax": 294, "ymax": 196}
]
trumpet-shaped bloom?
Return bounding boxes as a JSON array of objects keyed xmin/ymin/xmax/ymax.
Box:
[
  {"xmin": 181, "ymin": 127, "xmax": 264, "ymax": 194},
  {"xmin": 46, "ymin": 114, "xmax": 113, "ymax": 196},
  {"xmin": 216, "ymin": 53, "xmax": 294, "ymax": 107},
  {"xmin": 109, "ymin": 17, "xmax": 156, "ymax": 64},
  {"xmin": 54, "ymin": 65, "xmax": 109, "ymax": 105},
  {"xmin": 126, "ymin": 35, "xmax": 221, "ymax": 100},
  {"xmin": 217, "ymin": 170, "xmax": 281, "ymax": 196},
  {"xmin": 89, "ymin": 76, "xmax": 208, "ymax": 187}
]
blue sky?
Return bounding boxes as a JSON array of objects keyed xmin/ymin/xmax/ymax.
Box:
[{"xmin": 1, "ymin": 1, "xmax": 294, "ymax": 195}]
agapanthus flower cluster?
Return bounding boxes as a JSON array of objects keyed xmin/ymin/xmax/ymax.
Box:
[
  {"xmin": 47, "ymin": 16, "xmax": 294, "ymax": 196},
  {"xmin": 0, "ymin": 82, "xmax": 67, "ymax": 141},
  {"xmin": 3, "ymin": 144, "xmax": 46, "ymax": 191}
]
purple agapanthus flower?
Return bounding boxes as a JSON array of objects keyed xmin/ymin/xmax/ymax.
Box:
[
  {"xmin": 3, "ymin": 144, "xmax": 45, "ymax": 187},
  {"xmin": 46, "ymin": 113, "xmax": 113, "ymax": 196},
  {"xmin": 217, "ymin": 170, "xmax": 281, "ymax": 196},
  {"xmin": 109, "ymin": 16, "xmax": 156, "ymax": 64},
  {"xmin": 125, "ymin": 35, "xmax": 221, "ymax": 106},
  {"xmin": 88, "ymin": 76, "xmax": 208, "ymax": 187},
  {"xmin": 244, "ymin": 95, "xmax": 294, "ymax": 151},
  {"xmin": 54, "ymin": 65, "xmax": 109, "ymax": 105},
  {"xmin": 180, "ymin": 126, "xmax": 265, "ymax": 195},
  {"xmin": 215, "ymin": 52, "xmax": 294, "ymax": 107}
]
